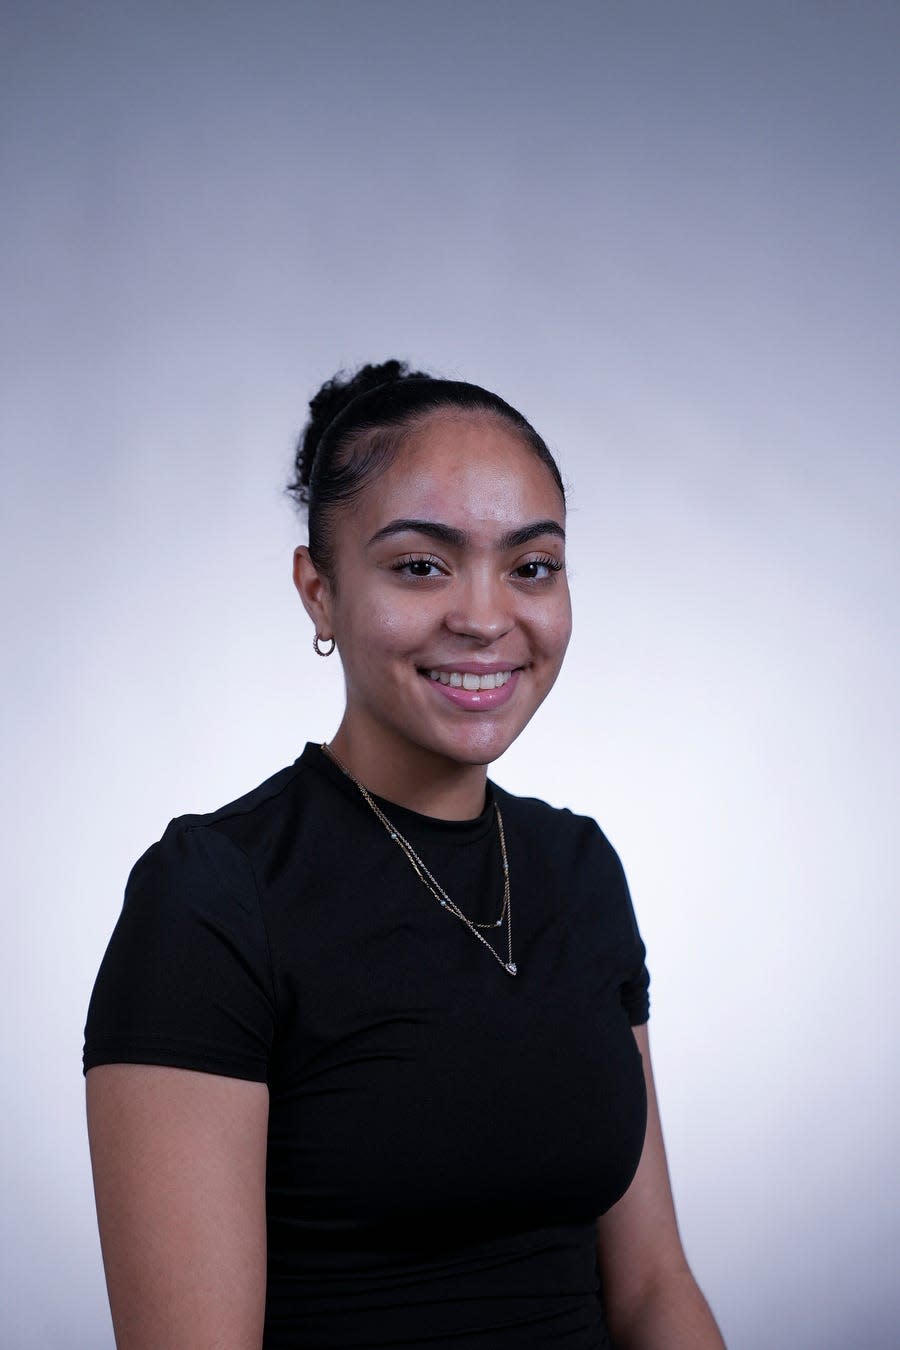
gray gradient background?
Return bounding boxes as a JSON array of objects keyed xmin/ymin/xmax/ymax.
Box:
[{"xmin": 2, "ymin": 2, "xmax": 898, "ymax": 1347}]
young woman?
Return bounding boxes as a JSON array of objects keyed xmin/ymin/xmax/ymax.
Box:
[{"xmin": 84, "ymin": 360, "xmax": 726, "ymax": 1349}]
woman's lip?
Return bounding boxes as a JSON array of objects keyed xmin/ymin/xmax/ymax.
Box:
[
  {"xmin": 420, "ymin": 667, "xmax": 521, "ymax": 710},
  {"xmin": 418, "ymin": 661, "xmax": 522, "ymax": 676}
]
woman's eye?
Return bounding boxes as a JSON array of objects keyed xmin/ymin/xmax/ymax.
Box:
[
  {"xmin": 393, "ymin": 556, "xmax": 443, "ymax": 578},
  {"xmin": 391, "ymin": 555, "xmax": 561, "ymax": 581},
  {"xmin": 515, "ymin": 558, "xmax": 562, "ymax": 580}
]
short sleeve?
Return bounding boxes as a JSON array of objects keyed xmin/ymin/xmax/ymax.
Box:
[
  {"xmin": 620, "ymin": 941, "xmax": 651, "ymax": 1026},
  {"xmin": 82, "ymin": 821, "xmax": 277, "ymax": 1082},
  {"xmin": 599, "ymin": 831, "xmax": 651, "ymax": 1026}
]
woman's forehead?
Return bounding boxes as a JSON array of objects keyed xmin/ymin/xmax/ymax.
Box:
[{"xmin": 371, "ymin": 413, "xmax": 564, "ymax": 520}]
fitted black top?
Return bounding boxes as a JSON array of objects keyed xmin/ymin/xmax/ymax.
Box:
[{"xmin": 83, "ymin": 742, "xmax": 651, "ymax": 1348}]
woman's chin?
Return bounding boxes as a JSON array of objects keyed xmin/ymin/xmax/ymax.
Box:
[{"xmin": 423, "ymin": 720, "xmax": 521, "ymax": 767}]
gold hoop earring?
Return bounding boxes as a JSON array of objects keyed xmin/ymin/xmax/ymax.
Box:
[{"xmin": 313, "ymin": 633, "xmax": 336, "ymax": 657}]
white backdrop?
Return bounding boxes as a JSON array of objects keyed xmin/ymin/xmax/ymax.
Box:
[{"xmin": 2, "ymin": 3, "xmax": 898, "ymax": 1347}]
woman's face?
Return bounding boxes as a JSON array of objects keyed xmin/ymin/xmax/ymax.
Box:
[{"xmin": 301, "ymin": 410, "xmax": 572, "ymax": 768}]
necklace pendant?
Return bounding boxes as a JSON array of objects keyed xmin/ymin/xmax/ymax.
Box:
[{"xmin": 505, "ymin": 962, "xmax": 517, "ymax": 975}]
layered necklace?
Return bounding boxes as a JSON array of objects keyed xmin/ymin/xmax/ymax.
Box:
[{"xmin": 321, "ymin": 743, "xmax": 517, "ymax": 976}]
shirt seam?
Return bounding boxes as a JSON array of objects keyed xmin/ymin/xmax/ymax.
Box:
[
  {"xmin": 185, "ymin": 823, "xmax": 281, "ymax": 1032},
  {"xmin": 185, "ymin": 757, "xmax": 310, "ymax": 828}
]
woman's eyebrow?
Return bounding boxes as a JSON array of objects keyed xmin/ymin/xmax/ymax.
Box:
[
  {"xmin": 502, "ymin": 520, "xmax": 566, "ymax": 549},
  {"xmin": 366, "ymin": 518, "xmax": 565, "ymax": 549}
]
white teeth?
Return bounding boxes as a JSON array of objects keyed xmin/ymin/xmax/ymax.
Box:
[{"xmin": 426, "ymin": 669, "xmax": 513, "ymax": 691}]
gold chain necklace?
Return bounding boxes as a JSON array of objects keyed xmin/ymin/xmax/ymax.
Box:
[{"xmin": 320, "ymin": 743, "xmax": 517, "ymax": 976}]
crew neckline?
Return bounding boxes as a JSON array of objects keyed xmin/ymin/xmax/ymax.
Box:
[{"xmin": 298, "ymin": 741, "xmax": 499, "ymax": 846}]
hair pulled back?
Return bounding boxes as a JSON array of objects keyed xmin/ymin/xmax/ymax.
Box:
[{"xmin": 285, "ymin": 358, "xmax": 565, "ymax": 583}]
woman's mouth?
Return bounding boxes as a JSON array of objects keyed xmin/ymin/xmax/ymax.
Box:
[
  {"xmin": 425, "ymin": 668, "xmax": 513, "ymax": 690},
  {"xmin": 417, "ymin": 666, "xmax": 522, "ymax": 710}
]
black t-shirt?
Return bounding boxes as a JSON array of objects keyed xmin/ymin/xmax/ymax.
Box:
[{"xmin": 83, "ymin": 742, "xmax": 651, "ymax": 1349}]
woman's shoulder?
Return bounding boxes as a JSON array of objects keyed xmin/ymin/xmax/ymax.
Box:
[
  {"xmin": 177, "ymin": 756, "xmax": 308, "ymax": 830},
  {"xmin": 132, "ymin": 751, "xmax": 320, "ymax": 880},
  {"xmin": 490, "ymin": 779, "xmax": 620, "ymax": 858}
]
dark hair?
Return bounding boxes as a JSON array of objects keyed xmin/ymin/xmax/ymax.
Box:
[{"xmin": 285, "ymin": 358, "xmax": 565, "ymax": 583}]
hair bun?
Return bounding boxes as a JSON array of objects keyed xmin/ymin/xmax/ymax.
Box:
[{"xmin": 295, "ymin": 358, "xmax": 431, "ymax": 497}]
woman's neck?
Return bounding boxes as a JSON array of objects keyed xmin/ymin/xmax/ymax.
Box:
[{"xmin": 325, "ymin": 719, "xmax": 489, "ymax": 821}]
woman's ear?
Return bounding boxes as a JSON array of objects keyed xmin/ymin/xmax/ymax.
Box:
[{"xmin": 292, "ymin": 546, "xmax": 335, "ymax": 640}]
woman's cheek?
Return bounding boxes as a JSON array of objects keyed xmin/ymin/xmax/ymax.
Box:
[
  {"xmin": 528, "ymin": 591, "xmax": 572, "ymax": 651},
  {"xmin": 359, "ymin": 593, "xmax": 436, "ymax": 650}
]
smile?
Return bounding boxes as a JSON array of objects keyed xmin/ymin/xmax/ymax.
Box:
[
  {"xmin": 418, "ymin": 666, "xmax": 522, "ymax": 711},
  {"xmin": 425, "ymin": 669, "xmax": 513, "ymax": 690}
]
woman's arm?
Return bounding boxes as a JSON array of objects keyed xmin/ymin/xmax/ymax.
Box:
[
  {"xmin": 596, "ymin": 1023, "xmax": 726, "ymax": 1349},
  {"xmin": 86, "ymin": 1063, "xmax": 269, "ymax": 1350}
]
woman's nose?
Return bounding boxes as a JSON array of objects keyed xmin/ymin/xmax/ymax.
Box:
[{"xmin": 443, "ymin": 577, "xmax": 514, "ymax": 644}]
